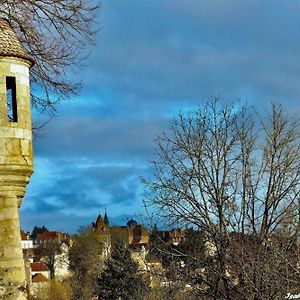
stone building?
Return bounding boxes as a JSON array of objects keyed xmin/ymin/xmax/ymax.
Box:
[
  {"xmin": 34, "ymin": 231, "xmax": 73, "ymax": 279},
  {"xmin": 160, "ymin": 228, "xmax": 186, "ymax": 246},
  {"xmin": 35, "ymin": 231, "xmax": 72, "ymax": 246},
  {"xmin": 21, "ymin": 230, "xmax": 34, "ymax": 263},
  {"xmin": 92, "ymin": 213, "xmax": 111, "ymax": 259},
  {"xmin": 0, "ymin": 18, "xmax": 35, "ymax": 299},
  {"xmin": 93, "ymin": 213, "xmax": 150, "ymax": 270}
]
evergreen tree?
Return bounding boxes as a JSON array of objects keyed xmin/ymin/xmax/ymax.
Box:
[
  {"xmin": 148, "ymin": 224, "xmax": 168, "ymax": 263},
  {"xmin": 97, "ymin": 238, "xmax": 148, "ymax": 300},
  {"xmin": 30, "ymin": 225, "xmax": 49, "ymax": 240}
]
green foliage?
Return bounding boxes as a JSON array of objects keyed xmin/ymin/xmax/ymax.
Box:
[
  {"xmin": 30, "ymin": 225, "xmax": 48, "ymax": 239},
  {"xmin": 97, "ymin": 238, "xmax": 149, "ymax": 300},
  {"xmin": 69, "ymin": 229, "xmax": 105, "ymax": 300}
]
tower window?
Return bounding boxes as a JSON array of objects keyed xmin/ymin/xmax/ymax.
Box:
[{"xmin": 6, "ymin": 77, "xmax": 18, "ymax": 122}]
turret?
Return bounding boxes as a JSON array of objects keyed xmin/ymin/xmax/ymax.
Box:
[{"xmin": 0, "ymin": 18, "xmax": 35, "ymax": 299}]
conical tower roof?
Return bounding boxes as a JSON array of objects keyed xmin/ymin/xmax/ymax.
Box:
[
  {"xmin": 0, "ymin": 18, "xmax": 35, "ymax": 66},
  {"xmin": 95, "ymin": 214, "xmax": 106, "ymax": 229},
  {"xmin": 93, "ymin": 213, "xmax": 109, "ymax": 234},
  {"xmin": 104, "ymin": 211, "xmax": 109, "ymax": 227}
]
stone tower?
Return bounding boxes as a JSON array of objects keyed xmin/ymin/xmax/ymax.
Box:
[{"xmin": 0, "ymin": 19, "xmax": 35, "ymax": 299}]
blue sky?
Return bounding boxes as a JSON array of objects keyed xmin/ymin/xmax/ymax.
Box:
[{"xmin": 20, "ymin": 0, "xmax": 300, "ymax": 233}]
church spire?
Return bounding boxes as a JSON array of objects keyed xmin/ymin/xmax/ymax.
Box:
[{"xmin": 104, "ymin": 210, "xmax": 109, "ymax": 227}]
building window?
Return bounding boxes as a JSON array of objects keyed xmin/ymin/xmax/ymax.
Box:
[{"xmin": 6, "ymin": 77, "xmax": 18, "ymax": 122}]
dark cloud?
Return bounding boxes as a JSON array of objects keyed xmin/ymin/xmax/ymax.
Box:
[
  {"xmin": 21, "ymin": 156, "xmax": 153, "ymax": 232},
  {"xmin": 82, "ymin": 0, "xmax": 300, "ymax": 111},
  {"xmin": 33, "ymin": 113, "xmax": 168, "ymax": 161},
  {"xmin": 21, "ymin": 1, "xmax": 300, "ymax": 233}
]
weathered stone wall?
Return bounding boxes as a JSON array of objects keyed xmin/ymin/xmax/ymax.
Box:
[{"xmin": 0, "ymin": 57, "xmax": 33, "ymax": 300}]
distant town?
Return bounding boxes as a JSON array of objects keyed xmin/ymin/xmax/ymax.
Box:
[
  {"xmin": 22, "ymin": 211, "xmax": 187, "ymax": 299},
  {"xmin": 23, "ymin": 210, "xmax": 300, "ymax": 299}
]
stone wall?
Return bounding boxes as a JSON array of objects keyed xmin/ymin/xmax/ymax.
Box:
[{"xmin": 0, "ymin": 57, "xmax": 33, "ymax": 300}]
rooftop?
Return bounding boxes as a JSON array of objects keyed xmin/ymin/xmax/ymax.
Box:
[
  {"xmin": 32, "ymin": 273, "xmax": 49, "ymax": 283},
  {"xmin": 38, "ymin": 231, "xmax": 70, "ymax": 241},
  {"xmin": 31, "ymin": 262, "xmax": 49, "ymax": 272},
  {"xmin": 0, "ymin": 18, "xmax": 34, "ymax": 66}
]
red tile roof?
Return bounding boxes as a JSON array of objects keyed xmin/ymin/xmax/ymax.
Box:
[
  {"xmin": 38, "ymin": 231, "xmax": 69, "ymax": 241},
  {"xmin": 31, "ymin": 262, "xmax": 49, "ymax": 272},
  {"xmin": 32, "ymin": 273, "xmax": 49, "ymax": 283}
]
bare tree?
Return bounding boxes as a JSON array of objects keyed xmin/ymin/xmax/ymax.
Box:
[
  {"xmin": 69, "ymin": 229, "xmax": 105, "ymax": 300},
  {"xmin": 144, "ymin": 100, "xmax": 300, "ymax": 299},
  {"xmin": 35, "ymin": 240, "xmax": 62, "ymax": 279},
  {"xmin": 0, "ymin": 0, "xmax": 99, "ymax": 113}
]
